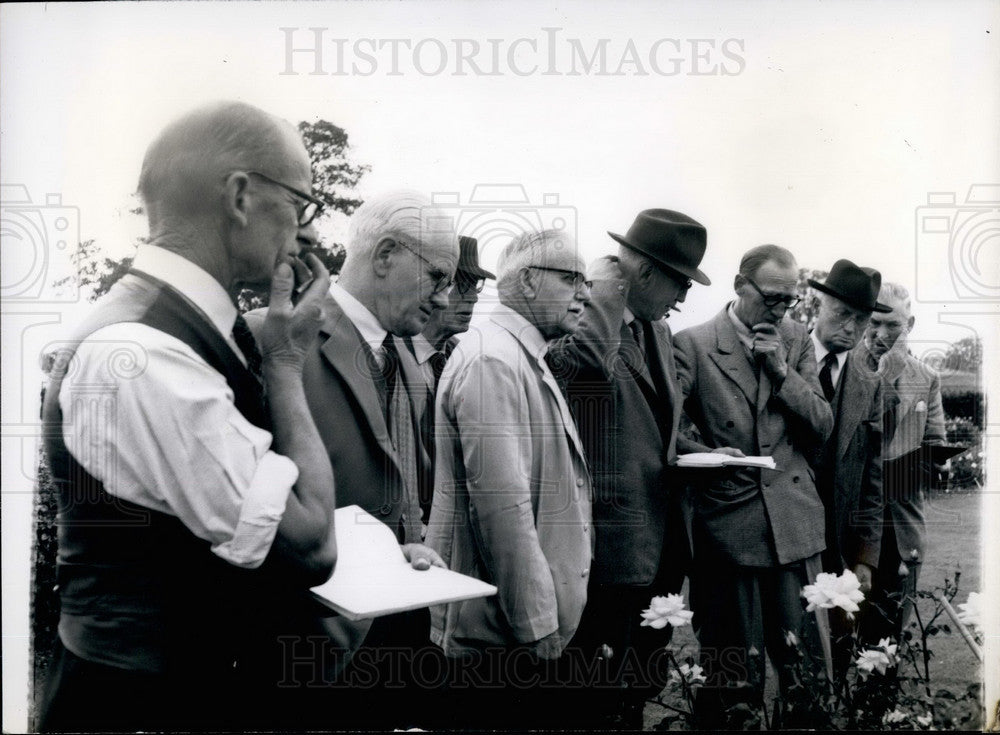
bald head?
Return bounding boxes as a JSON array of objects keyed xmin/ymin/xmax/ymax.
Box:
[{"xmin": 138, "ymin": 101, "xmax": 305, "ymax": 221}]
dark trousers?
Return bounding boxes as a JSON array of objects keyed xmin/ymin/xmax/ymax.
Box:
[
  {"xmin": 38, "ymin": 636, "xmax": 239, "ymax": 732},
  {"xmin": 436, "ymin": 643, "xmax": 589, "ymax": 730},
  {"xmin": 689, "ymin": 533, "xmax": 831, "ymax": 729},
  {"xmin": 860, "ymin": 522, "xmax": 920, "ymax": 644}
]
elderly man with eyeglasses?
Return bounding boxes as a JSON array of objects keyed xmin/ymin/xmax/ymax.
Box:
[
  {"xmin": 37, "ymin": 101, "xmax": 339, "ymax": 732},
  {"xmin": 673, "ymin": 244, "xmax": 835, "ymax": 728},
  {"xmin": 245, "ymin": 189, "xmax": 458, "ymax": 729},
  {"xmin": 424, "ymin": 228, "xmax": 594, "ymax": 729},
  {"xmin": 396, "ymin": 236, "xmax": 496, "ymax": 523}
]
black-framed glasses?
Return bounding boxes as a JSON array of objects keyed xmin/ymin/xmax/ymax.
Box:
[
  {"xmin": 745, "ymin": 276, "xmax": 800, "ymax": 308},
  {"xmin": 246, "ymin": 170, "xmax": 325, "ymax": 226},
  {"xmin": 528, "ymin": 266, "xmax": 593, "ymax": 291},
  {"xmin": 454, "ymin": 274, "xmax": 486, "ymax": 295},
  {"xmin": 394, "ymin": 238, "xmax": 454, "ymax": 295}
]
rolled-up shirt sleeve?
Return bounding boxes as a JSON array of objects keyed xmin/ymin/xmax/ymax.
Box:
[{"xmin": 59, "ymin": 322, "xmax": 298, "ymax": 568}]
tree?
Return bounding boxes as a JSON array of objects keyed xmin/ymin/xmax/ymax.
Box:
[
  {"xmin": 941, "ymin": 336, "xmax": 982, "ymax": 373},
  {"xmin": 55, "ymin": 119, "xmax": 369, "ymax": 306},
  {"xmin": 789, "ymin": 267, "xmax": 828, "ymax": 331}
]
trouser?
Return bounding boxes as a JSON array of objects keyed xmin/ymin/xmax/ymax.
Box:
[
  {"xmin": 689, "ymin": 537, "xmax": 831, "ymax": 729},
  {"xmin": 38, "ymin": 636, "xmax": 239, "ymax": 732},
  {"xmin": 437, "ymin": 642, "xmax": 589, "ymax": 730},
  {"xmin": 860, "ymin": 522, "xmax": 920, "ymax": 644}
]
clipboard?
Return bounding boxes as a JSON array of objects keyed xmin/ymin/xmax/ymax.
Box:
[{"xmin": 310, "ymin": 506, "xmax": 497, "ymax": 621}]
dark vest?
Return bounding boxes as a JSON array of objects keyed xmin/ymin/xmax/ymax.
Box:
[{"xmin": 41, "ymin": 271, "xmax": 268, "ymax": 678}]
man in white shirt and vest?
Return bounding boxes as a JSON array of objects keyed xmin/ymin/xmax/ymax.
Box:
[{"xmin": 38, "ymin": 101, "xmax": 338, "ymax": 731}]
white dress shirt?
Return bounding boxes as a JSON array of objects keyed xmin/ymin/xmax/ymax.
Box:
[
  {"xmin": 810, "ymin": 331, "xmax": 848, "ymax": 390},
  {"xmin": 59, "ymin": 245, "xmax": 298, "ymax": 568},
  {"xmin": 328, "ymin": 280, "xmax": 389, "ymax": 365}
]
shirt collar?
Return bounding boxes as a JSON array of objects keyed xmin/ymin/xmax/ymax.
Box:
[
  {"xmin": 811, "ymin": 331, "xmax": 848, "ymax": 371},
  {"xmin": 726, "ymin": 301, "xmax": 756, "ymax": 352},
  {"xmin": 490, "ymin": 303, "xmax": 549, "ymax": 362},
  {"xmin": 328, "ymin": 281, "xmax": 388, "ymax": 352},
  {"xmin": 409, "ymin": 333, "xmax": 438, "ymax": 365},
  {"xmin": 131, "ymin": 244, "xmax": 237, "ymax": 337},
  {"xmin": 623, "ymin": 306, "xmax": 636, "ymax": 326}
]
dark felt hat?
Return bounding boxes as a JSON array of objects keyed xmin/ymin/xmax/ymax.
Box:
[
  {"xmin": 608, "ymin": 209, "xmax": 710, "ymax": 285},
  {"xmin": 456, "ymin": 236, "xmax": 495, "ymax": 280},
  {"xmin": 808, "ymin": 259, "xmax": 892, "ymax": 313}
]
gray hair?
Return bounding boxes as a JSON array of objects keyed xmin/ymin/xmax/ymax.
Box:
[
  {"xmin": 344, "ymin": 190, "xmax": 442, "ymax": 263},
  {"xmin": 496, "ymin": 229, "xmax": 568, "ymax": 290},
  {"xmin": 138, "ymin": 101, "xmax": 294, "ymax": 216},
  {"xmin": 739, "ymin": 244, "xmax": 797, "ymax": 279},
  {"xmin": 878, "ymin": 281, "xmax": 912, "ymax": 316}
]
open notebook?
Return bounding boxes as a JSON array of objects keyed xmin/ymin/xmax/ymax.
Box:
[
  {"xmin": 676, "ymin": 452, "xmax": 777, "ymax": 470},
  {"xmin": 310, "ymin": 505, "xmax": 497, "ymax": 621}
]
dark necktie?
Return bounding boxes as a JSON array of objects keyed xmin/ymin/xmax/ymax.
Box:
[
  {"xmin": 629, "ymin": 319, "xmax": 646, "ymax": 364},
  {"xmin": 819, "ymin": 351, "xmax": 838, "ymax": 402},
  {"xmin": 232, "ymin": 313, "xmax": 264, "ymax": 386},
  {"xmin": 428, "ymin": 350, "xmax": 448, "ymax": 390},
  {"xmin": 380, "ymin": 334, "xmax": 400, "ymax": 427}
]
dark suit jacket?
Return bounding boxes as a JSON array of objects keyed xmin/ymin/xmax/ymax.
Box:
[
  {"xmin": 673, "ymin": 307, "xmax": 833, "ymax": 567},
  {"xmin": 246, "ymin": 295, "xmax": 413, "ymax": 655},
  {"xmin": 812, "ymin": 350, "xmax": 884, "ymax": 571},
  {"xmin": 548, "ymin": 279, "xmax": 683, "ymax": 586}
]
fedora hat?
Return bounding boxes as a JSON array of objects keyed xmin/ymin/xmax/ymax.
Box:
[
  {"xmin": 608, "ymin": 209, "xmax": 710, "ymax": 285},
  {"xmin": 808, "ymin": 259, "xmax": 892, "ymax": 313},
  {"xmin": 456, "ymin": 235, "xmax": 495, "ymax": 280}
]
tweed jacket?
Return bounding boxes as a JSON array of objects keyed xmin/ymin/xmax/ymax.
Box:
[
  {"xmin": 548, "ymin": 278, "xmax": 683, "ymax": 585},
  {"xmin": 672, "ymin": 307, "xmax": 834, "ymax": 567},
  {"xmin": 856, "ymin": 342, "xmax": 946, "ymax": 561},
  {"xmin": 812, "ymin": 349, "xmax": 884, "ymax": 571},
  {"xmin": 425, "ymin": 304, "xmax": 594, "ymax": 655}
]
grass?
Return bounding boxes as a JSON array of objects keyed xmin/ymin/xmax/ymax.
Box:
[{"xmin": 643, "ymin": 490, "xmax": 983, "ymax": 730}]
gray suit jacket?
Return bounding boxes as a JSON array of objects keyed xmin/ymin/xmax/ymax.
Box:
[
  {"xmin": 856, "ymin": 343, "xmax": 946, "ymax": 561},
  {"xmin": 673, "ymin": 308, "xmax": 833, "ymax": 566}
]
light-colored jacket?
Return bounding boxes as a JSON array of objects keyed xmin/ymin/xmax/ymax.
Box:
[{"xmin": 425, "ymin": 304, "xmax": 594, "ymax": 655}]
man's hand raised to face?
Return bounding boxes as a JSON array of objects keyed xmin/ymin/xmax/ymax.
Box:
[
  {"xmin": 751, "ymin": 322, "xmax": 788, "ymax": 382},
  {"xmin": 258, "ymin": 253, "xmax": 331, "ymax": 372}
]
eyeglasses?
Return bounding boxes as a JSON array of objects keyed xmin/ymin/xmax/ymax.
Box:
[
  {"xmin": 745, "ymin": 276, "xmax": 801, "ymax": 308},
  {"xmin": 453, "ymin": 274, "xmax": 486, "ymax": 295},
  {"xmin": 528, "ymin": 266, "xmax": 593, "ymax": 291},
  {"xmin": 246, "ymin": 171, "xmax": 325, "ymax": 226},
  {"xmin": 394, "ymin": 238, "xmax": 454, "ymax": 295}
]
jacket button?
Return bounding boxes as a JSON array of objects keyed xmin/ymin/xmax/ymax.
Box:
[
  {"xmin": 582, "ymin": 569, "xmax": 589, "ymax": 577},
  {"xmin": 793, "ymin": 476, "xmax": 800, "ymax": 483},
  {"xmin": 576, "ymin": 478, "xmax": 585, "ymax": 487},
  {"xmin": 726, "ymin": 420, "xmax": 735, "ymax": 428},
  {"xmin": 378, "ymin": 503, "xmax": 393, "ymax": 516}
]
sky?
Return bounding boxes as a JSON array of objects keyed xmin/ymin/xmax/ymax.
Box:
[{"xmin": 2, "ymin": 1, "xmax": 998, "ymax": 730}]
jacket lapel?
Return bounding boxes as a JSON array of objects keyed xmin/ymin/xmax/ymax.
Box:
[
  {"xmin": 649, "ymin": 319, "xmax": 681, "ymax": 458},
  {"xmin": 708, "ymin": 311, "xmax": 758, "ymax": 408},
  {"xmin": 317, "ymin": 296, "xmax": 400, "ymax": 468},
  {"xmin": 620, "ymin": 322, "xmax": 654, "ymax": 390},
  {"xmin": 835, "ymin": 353, "xmax": 870, "ymax": 459}
]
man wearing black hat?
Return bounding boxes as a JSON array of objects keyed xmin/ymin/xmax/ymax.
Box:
[
  {"xmin": 399, "ymin": 236, "xmax": 495, "ymax": 521},
  {"xmin": 808, "ymin": 260, "xmax": 889, "ymax": 679},
  {"xmin": 550, "ymin": 208, "xmax": 710, "ymax": 728},
  {"xmin": 673, "ymin": 244, "xmax": 834, "ymax": 726}
]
